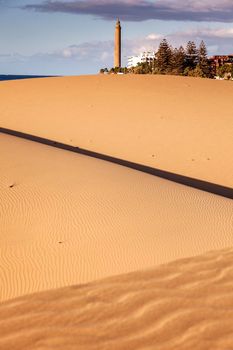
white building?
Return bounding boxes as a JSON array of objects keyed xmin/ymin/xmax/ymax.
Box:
[{"xmin": 127, "ymin": 51, "xmax": 156, "ymax": 69}]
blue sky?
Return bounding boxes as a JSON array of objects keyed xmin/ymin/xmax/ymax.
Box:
[{"xmin": 1, "ymin": 0, "xmax": 233, "ymax": 75}]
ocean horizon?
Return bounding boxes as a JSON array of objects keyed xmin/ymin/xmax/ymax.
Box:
[{"xmin": 0, "ymin": 75, "xmax": 55, "ymax": 81}]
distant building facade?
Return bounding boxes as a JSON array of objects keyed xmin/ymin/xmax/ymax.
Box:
[
  {"xmin": 127, "ymin": 51, "xmax": 156, "ymax": 69},
  {"xmin": 209, "ymin": 55, "xmax": 233, "ymax": 76}
]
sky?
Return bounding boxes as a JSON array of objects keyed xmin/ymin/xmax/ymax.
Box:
[{"xmin": 1, "ymin": 0, "xmax": 233, "ymax": 75}]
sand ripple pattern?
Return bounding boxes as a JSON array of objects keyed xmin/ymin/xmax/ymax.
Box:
[
  {"xmin": 0, "ymin": 133, "xmax": 233, "ymax": 302},
  {"xmin": 1, "ymin": 248, "xmax": 233, "ymax": 349}
]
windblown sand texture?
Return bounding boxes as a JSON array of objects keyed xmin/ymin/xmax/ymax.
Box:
[
  {"xmin": 0, "ymin": 75, "xmax": 233, "ymax": 349},
  {"xmin": 0, "ymin": 75, "xmax": 233, "ymax": 187},
  {"xmin": 1, "ymin": 248, "xmax": 233, "ymax": 350},
  {"xmin": 0, "ymin": 133, "xmax": 232, "ymax": 302}
]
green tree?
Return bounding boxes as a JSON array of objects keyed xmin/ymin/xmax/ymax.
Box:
[
  {"xmin": 198, "ymin": 41, "xmax": 210, "ymax": 77},
  {"xmin": 183, "ymin": 65, "xmax": 205, "ymax": 78},
  {"xmin": 99, "ymin": 67, "xmax": 109, "ymax": 74},
  {"xmin": 190, "ymin": 66, "xmax": 206, "ymax": 78},
  {"xmin": 231, "ymin": 64, "xmax": 233, "ymax": 78},
  {"xmin": 156, "ymin": 39, "xmax": 172, "ymax": 74},
  {"xmin": 133, "ymin": 62, "xmax": 152, "ymax": 74},
  {"xmin": 171, "ymin": 46, "xmax": 185, "ymax": 75},
  {"xmin": 185, "ymin": 41, "xmax": 198, "ymax": 69},
  {"xmin": 217, "ymin": 64, "xmax": 233, "ymax": 79}
]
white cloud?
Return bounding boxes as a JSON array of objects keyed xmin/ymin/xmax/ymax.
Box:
[
  {"xmin": 146, "ymin": 33, "xmax": 163, "ymax": 41},
  {"xmin": 51, "ymin": 41, "xmax": 114, "ymax": 65},
  {"xmin": 62, "ymin": 49, "xmax": 73, "ymax": 58}
]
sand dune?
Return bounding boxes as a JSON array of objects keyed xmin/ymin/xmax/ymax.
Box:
[
  {"xmin": 0, "ymin": 75, "xmax": 232, "ymax": 187},
  {"xmin": 1, "ymin": 247, "xmax": 233, "ymax": 350},
  {"xmin": 0, "ymin": 75, "xmax": 232, "ymax": 348},
  {"xmin": 0, "ymin": 133, "xmax": 232, "ymax": 302}
]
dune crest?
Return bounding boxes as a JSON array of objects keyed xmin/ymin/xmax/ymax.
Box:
[
  {"xmin": 1, "ymin": 247, "xmax": 233, "ymax": 350},
  {"xmin": 0, "ymin": 75, "xmax": 232, "ymax": 187}
]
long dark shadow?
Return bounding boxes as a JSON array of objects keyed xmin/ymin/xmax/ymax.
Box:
[{"xmin": 1, "ymin": 127, "xmax": 232, "ymax": 200}]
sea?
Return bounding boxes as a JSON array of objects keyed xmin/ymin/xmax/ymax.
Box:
[{"xmin": 0, "ymin": 75, "xmax": 55, "ymax": 81}]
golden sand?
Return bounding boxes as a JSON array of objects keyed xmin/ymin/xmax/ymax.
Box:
[
  {"xmin": 0, "ymin": 132, "xmax": 232, "ymax": 302},
  {"xmin": 0, "ymin": 75, "xmax": 232, "ymax": 349},
  {"xmin": 1, "ymin": 248, "xmax": 233, "ymax": 350},
  {"xmin": 0, "ymin": 75, "xmax": 232, "ymax": 187}
]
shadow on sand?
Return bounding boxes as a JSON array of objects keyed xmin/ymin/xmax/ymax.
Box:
[{"xmin": 0, "ymin": 127, "xmax": 232, "ymax": 200}]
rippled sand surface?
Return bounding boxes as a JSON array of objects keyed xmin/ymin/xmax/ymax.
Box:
[
  {"xmin": 0, "ymin": 133, "xmax": 232, "ymax": 301},
  {"xmin": 0, "ymin": 75, "xmax": 232, "ymax": 349},
  {"xmin": 1, "ymin": 248, "xmax": 233, "ymax": 350}
]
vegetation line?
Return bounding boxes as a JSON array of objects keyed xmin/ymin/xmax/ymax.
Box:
[
  {"xmin": 101, "ymin": 39, "xmax": 233, "ymax": 80},
  {"xmin": 0, "ymin": 127, "xmax": 232, "ymax": 200}
]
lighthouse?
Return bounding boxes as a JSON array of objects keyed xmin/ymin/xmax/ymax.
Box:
[{"xmin": 114, "ymin": 18, "xmax": 121, "ymax": 68}]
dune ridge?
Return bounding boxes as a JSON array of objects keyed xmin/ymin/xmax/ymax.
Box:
[
  {"xmin": 0, "ymin": 75, "xmax": 232, "ymax": 187},
  {"xmin": 1, "ymin": 247, "xmax": 233, "ymax": 350},
  {"xmin": 1, "ymin": 126, "xmax": 232, "ymax": 199}
]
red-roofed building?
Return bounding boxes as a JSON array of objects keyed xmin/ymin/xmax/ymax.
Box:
[{"xmin": 209, "ymin": 55, "xmax": 233, "ymax": 76}]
